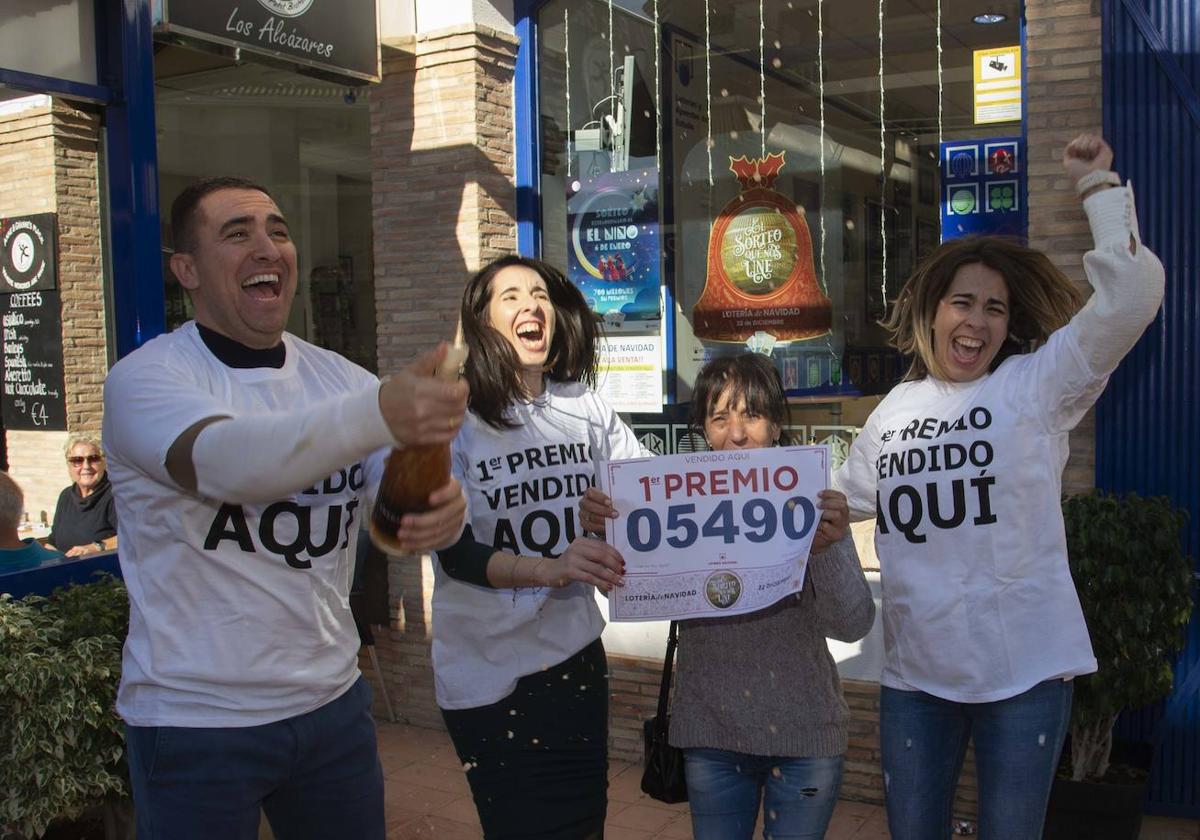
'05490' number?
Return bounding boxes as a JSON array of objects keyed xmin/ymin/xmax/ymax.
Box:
[{"xmin": 624, "ymin": 497, "xmax": 816, "ymax": 553}]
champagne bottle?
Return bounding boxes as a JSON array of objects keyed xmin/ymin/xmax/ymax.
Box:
[{"xmin": 369, "ymin": 342, "xmax": 468, "ymax": 553}]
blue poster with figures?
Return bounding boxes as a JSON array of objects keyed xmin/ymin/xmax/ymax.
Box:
[
  {"xmin": 940, "ymin": 137, "xmax": 1026, "ymax": 242},
  {"xmin": 566, "ymin": 169, "xmax": 661, "ymax": 327}
]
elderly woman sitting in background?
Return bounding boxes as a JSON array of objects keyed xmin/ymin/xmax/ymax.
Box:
[{"xmin": 47, "ymin": 433, "xmax": 118, "ymax": 557}]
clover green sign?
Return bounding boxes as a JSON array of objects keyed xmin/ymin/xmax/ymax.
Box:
[{"xmin": 989, "ymin": 183, "xmax": 1016, "ymax": 212}]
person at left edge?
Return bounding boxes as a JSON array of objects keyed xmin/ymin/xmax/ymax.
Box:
[
  {"xmin": 0, "ymin": 471, "xmax": 65, "ymax": 574},
  {"xmin": 102, "ymin": 177, "xmax": 469, "ymax": 840}
]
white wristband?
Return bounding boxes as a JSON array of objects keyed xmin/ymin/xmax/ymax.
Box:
[{"xmin": 1076, "ymin": 169, "xmax": 1122, "ymax": 197}]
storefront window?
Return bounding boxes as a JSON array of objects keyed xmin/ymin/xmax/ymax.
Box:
[
  {"xmin": 536, "ymin": 0, "xmax": 1022, "ymax": 407},
  {"xmin": 154, "ymin": 46, "xmax": 377, "ymax": 373}
]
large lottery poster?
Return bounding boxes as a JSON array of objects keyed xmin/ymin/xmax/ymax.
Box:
[{"xmin": 603, "ymin": 445, "xmax": 829, "ymax": 621}]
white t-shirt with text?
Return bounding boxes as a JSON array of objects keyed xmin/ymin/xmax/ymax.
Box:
[
  {"xmin": 104, "ymin": 323, "xmax": 385, "ymax": 726},
  {"xmin": 433, "ymin": 381, "xmax": 647, "ymax": 709},
  {"xmin": 836, "ymin": 338, "xmax": 1100, "ymax": 702},
  {"xmin": 835, "ymin": 186, "xmax": 1164, "ymax": 703}
]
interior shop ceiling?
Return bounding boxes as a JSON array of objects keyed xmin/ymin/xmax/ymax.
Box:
[
  {"xmin": 155, "ymin": 45, "xmax": 358, "ymax": 108},
  {"xmin": 154, "ymin": 45, "xmax": 372, "ymax": 179}
]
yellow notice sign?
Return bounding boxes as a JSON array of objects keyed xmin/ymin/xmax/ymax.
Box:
[{"xmin": 973, "ymin": 46, "xmax": 1022, "ymax": 124}]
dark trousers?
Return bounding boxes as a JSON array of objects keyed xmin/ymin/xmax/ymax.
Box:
[
  {"xmin": 442, "ymin": 638, "xmax": 609, "ymax": 840},
  {"xmin": 125, "ymin": 676, "xmax": 384, "ymax": 840}
]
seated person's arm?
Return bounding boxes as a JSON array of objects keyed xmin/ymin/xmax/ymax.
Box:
[{"xmin": 63, "ymin": 534, "xmax": 117, "ymax": 558}]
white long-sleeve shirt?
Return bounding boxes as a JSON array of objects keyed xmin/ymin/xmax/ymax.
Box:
[{"xmin": 834, "ymin": 185, "xmax": 1164, "ymax": 702}]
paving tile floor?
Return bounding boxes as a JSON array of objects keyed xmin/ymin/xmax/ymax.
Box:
[{"xmin": 375, "ymin": 722, "xmax": 1200, "ymax": 840}]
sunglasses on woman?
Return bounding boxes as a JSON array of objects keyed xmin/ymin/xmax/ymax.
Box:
[{"xmin": 67, "ymin": 455, "xmax": 104, "ymax": 467}]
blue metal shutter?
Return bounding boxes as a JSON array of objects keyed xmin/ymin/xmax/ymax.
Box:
[{"xmin": 1100, "ymin": 0, "xmax": 1200, "ymax": 818}]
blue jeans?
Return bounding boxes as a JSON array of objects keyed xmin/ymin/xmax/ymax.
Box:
[
  {"xmin": 125, "ymin": 676, "xmax": 384, "ymax": 840},
  {"xmin": 683, "ymin": 748, "xmax": 844, "ymax": 840},
  {"xmin": 880, "ymin": 679, "xmax": 1073, "ymax": 840}
]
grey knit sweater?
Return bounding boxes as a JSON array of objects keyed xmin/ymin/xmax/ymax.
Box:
[{"xmin": 668, "ymin": 533, "xmax": 875, "ymax": 757}]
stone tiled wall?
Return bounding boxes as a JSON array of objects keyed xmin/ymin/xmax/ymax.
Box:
[
  {"xmin": 54, "ymin": 101, "xmax": 107, "ymax": 434},
  {"xmin": 0, "ymin": 102, "xmax": 55, "ymax": 214},
  {"xmin": 0, "ymin": 98, "xmax": 107, "ymax": 522}
]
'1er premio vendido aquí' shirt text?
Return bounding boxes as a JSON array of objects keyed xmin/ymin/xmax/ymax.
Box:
[{"xmin": 432, "ymin": 380, "xmax": 647, "ymax": 710}]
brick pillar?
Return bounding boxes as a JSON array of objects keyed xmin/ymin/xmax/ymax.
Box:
[
  {"xmin": 365, "ymin": 25, "xmax": 518, "ymax": 730},
  {"xmin": 370, "ymin": 25, "xmax": 518, "ymax": 376},
  {"xmin": 0, "ymin": 99, "xmax": 107, "ymax": 521},
  {"xmin": 1025, "ymin": 0, "xmax": 1104, "ymax": 497},
  {"xmin": 55, "ymin": 101, "xmax": 107, "ymax": 435}
]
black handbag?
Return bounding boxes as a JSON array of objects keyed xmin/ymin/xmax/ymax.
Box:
[{"xmin": 640, "ymin": 621, "xmax": 689, "ymax": 803}]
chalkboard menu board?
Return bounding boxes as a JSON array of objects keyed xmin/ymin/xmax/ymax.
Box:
[{"xmin": 1, "ymin": 290, "xmax": 67, "ymax": 431}]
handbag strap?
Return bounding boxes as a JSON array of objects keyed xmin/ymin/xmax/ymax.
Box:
[{"xmin": 655, "ymin": 621, "xmax": 678, "ymax": 720}]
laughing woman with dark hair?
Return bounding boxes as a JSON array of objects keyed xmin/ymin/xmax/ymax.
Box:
[{"xmin": 433, "ymin": 255, "xmax": 647, "ymax": 840}]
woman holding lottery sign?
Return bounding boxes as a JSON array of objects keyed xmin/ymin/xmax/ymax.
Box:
[
  {"xmin": 433, "ymin": 255, "xmax": 647, "ymax": 840},
  {"xmin": 834, "ymin": 135, "xmax": 1165, "ymax": 839},
  {"xmin": 582, "ymin": 353, "xmax": 875, "ymax": 840}
]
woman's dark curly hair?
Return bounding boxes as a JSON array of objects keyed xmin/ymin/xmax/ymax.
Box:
[{"xmin": 461, "ymin": 255, "xmax": 601, "ymax": 429}]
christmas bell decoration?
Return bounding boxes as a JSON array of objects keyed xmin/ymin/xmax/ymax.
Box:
[{"xmin": 693, "ymin": 152, "xmax": 832, "ymax": 343}]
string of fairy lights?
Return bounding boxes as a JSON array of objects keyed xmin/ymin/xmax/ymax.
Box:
[
  {"xmin": 817, "ymin": 0, "xmax": 828, "ymax": 291},
  {"xmin": 653, "ymin": 0, "xmax": 661, "ymax": 172},
  {"xmin": 815, "ymin": 0, "xmax": 838, "ymax": 368},
  {"xmin": 705, "ymin": 0, "xmax": 713, "ymax": 188},
  {"xmin": 564, "ymin": 9, "xmax": 571, "ymax": 178},
  {"xmin": 607, "ymin": 0, "xmax": 615, "ymax": 129},
  {"xmin": 937, "ymin": 0, "xmax": 944, "ymax": 148},
  {"xmin": 558, "ymin": 0, "xmax": 951, "ymax": 384},
  {"xmin": 878, "ymin": 0, "xmax": 887, "ymax": 311},
  {"xmin": 759, "ymin": 0, "xmax": 767, "ymax": 159}
]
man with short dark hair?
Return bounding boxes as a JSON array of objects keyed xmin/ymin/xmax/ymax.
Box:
[
  {"xmin": 0, "ymin": 471, "xmax": 63, "ymax": 573},
  {"xmin": 104, "ymin": 176, "xmax": 468, "ymax": 840}
]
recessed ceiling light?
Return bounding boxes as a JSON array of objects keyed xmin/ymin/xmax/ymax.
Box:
[{"xmin": 973, "ymin": 12, "xmax": 1008, "ymax": 24}]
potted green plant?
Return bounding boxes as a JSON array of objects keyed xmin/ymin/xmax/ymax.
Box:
[
  {"xmin": 1044, "ymin": 491, "xmax": 1194, "ymax": 840},
  {"xmin": 0, "ymin": 575, "xmax": 132, "ymax": 840}
]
